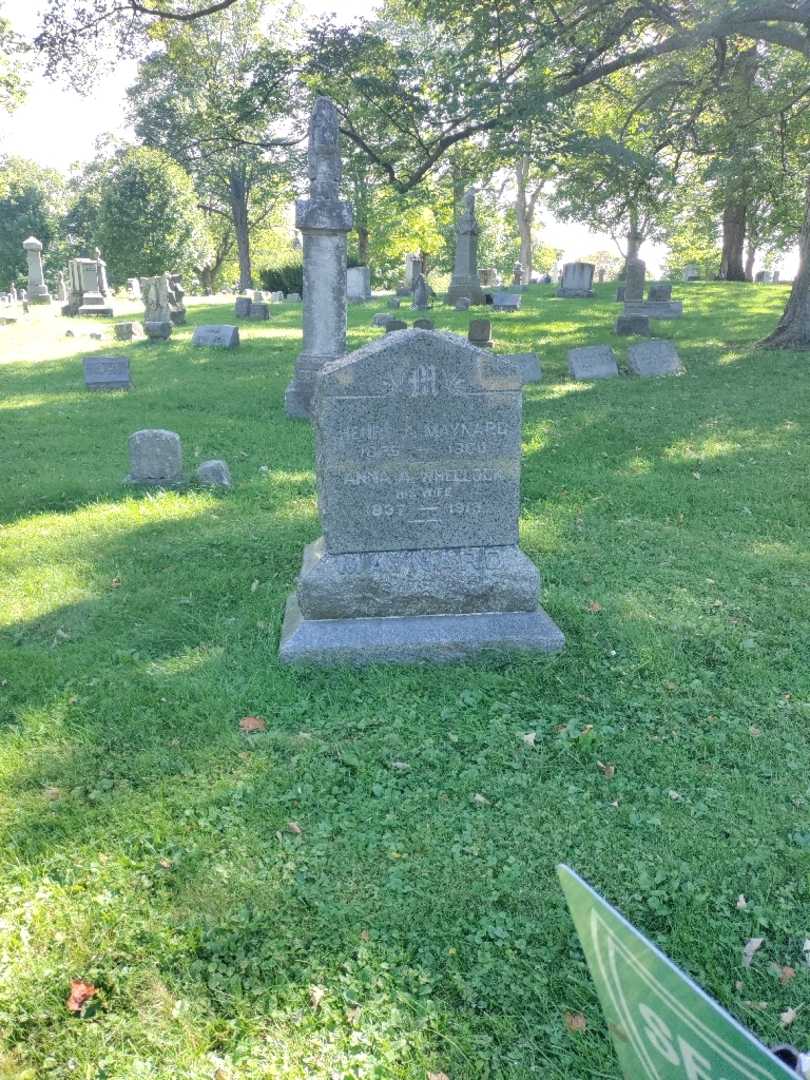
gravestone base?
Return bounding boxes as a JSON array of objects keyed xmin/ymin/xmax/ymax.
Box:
[
  {"xmin": 30, "ymin": 293, "xmax": 52, "ymax": 305},
  {"xmin": 623, "ymin": 300, "xmax": 683, "ymax": 320},
  {"xmin": 78, "ymin": 304, "xmax": 114, "ymax": 317},
  {"xmin": 296, "ymin": 537, "xmax": 541, "ymax": 619},
  {"xmin": 279, "ymin": 592, "xmax": 564, "ymax": 666},
  {"xmin": 447, "ymin": 282, "xmax": 485, "ymax": 306},
  {"xmin": 556, "ymin": 287, "xmax": 594, "ymax": 299}
]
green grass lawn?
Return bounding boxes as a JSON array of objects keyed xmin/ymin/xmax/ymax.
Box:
[{"xmin": 0, "ymin": 282, "xmax": 808, "ymax": 1078}]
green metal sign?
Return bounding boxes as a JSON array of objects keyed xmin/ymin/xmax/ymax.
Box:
[{"xmin": 558, "ymin": 865, "xmax": 798, "ymax": 1078}]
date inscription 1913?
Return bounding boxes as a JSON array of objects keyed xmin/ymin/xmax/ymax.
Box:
[{"xmin": 315, "ymin": 336, "xmax": 525, "ymax": 554}]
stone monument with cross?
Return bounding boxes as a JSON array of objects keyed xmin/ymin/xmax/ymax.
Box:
[
  {"xmin": 285, "ymin": 97, "xmax": 353, "ymax": 419},
  {"xmin": 279, "ymin": 329, "xmax": 564, "ymax": 664}
]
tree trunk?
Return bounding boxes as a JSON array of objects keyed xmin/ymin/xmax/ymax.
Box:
[
  {"xmin": 515, "ymin": 157, "xmax": 532, "ymax": 285},
  {"xmin": 719, "ymin": 196, "xmax": 747, "ymax": 281},
  {"xmin": 358, "ymin": 225, "xmax": 369, "ymax": 266},
  {"xmin": 760, "ymin": 174, "xmax": 810, "ymax": 349},
  {"xmin": 744, "ymin": 241, "xmax": 756, "ymax": 283},
  {"xmin": 229, "ymin": 168, "xmax": 252, "ymax": 291}
]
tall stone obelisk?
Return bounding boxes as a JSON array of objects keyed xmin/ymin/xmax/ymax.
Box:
[
  {"xmin": 22, "ymin": 236, "xmax": 52, "ymax": 304},
  {"xmin": 285, "ymin": 97, "xmax": 353, "ymax": 419},
  {"xmin": 446, "ymin": 189, "xmax": 484, "ymax": 306}
]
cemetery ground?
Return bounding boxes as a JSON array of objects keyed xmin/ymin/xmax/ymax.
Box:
[{"xmin": 0, "ymin": 282, "xmax": 808, "ymax": 1079}]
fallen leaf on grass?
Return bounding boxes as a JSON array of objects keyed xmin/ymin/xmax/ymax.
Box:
[
  {"xmin": 736, "ymin": 895, "xmax": 748, "ymax": 910},
  {"xmin": 781, "ymin": 1005, "xmax": 801, "ymax": 1028},
  {"xmin": 565, "ymin": 1012, "xmax": 587, "ymax": 1033},
  {"xmin": 521, "ymin": 731, "xmax": 537, "ymax": 748},
  {"xmin": 287, "ymin": 821, "xmax": 302, "ymax": 835},
  {"xmin": 67, "ymin": 979, "xmax": 97, "ymax": 1013},
  {"xmin": 743, "ymin": 938, "xmax": 764, "ymax": 967},
  {"xmin": 346, "ymin": 1006, "xmax": 361, "ymax": 1026},
  {"xmin": 472, "ymin": 793, "xmax": 489, "ymax": 806},
  {"xmin": 158, "ymin": 858, "xmax": 172, "ymax": 870},
  {"xmin": 111, "ymin": 577, "xmax": 121, "ymax": 588},
  {"xmin": 749, "ymin": 726, "xmax": 762, "ymax": 737},
  {"xmin": 309, "ymin": 985, "xmax": 325, "ymax": 1010},
  {"xmin": 597, "ymin": 761, "xmax": 615, "ymax": 780},
  {"xmin": 390, "ymin": 760, "xmax": 410, "ymax": 770},
  {"xmin": 239, "ymin": 716, "xmax": 266, "ymax": 734},
  {"xmin": 768, "ymin": 964, "xmax": 796, "ymax": 985},
  {"xmin": 43, "ymin": 786, "xmax": 61, "ymax": 801},
  {"xmin": 586, "ymin": 601, "xmax": 602, "ymax": 613},
  {"xmin": 250, "ymin": 579, "xmax": 260, "ymax": 593},
  {"xmin": 428, "ymin": 1073, "xmax": 450, "ymax": 1080},
  {"xmin": 668, "ymin": 790, "xmax": 682, "ymax": 801}
]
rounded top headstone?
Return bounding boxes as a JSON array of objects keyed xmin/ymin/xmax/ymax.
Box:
[{"xmin": 22, "ymin": 236, "xmax": 42, "ymax": 250}]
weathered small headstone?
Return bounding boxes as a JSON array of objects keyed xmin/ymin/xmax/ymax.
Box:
[
  {"xmin": 197, "ymin": 459, "xmax": 232, "ymax": 488},
  {"xmin": 125, "ymin": 429, "xmax": 184, "ymax": 486},
  {"xmin": 286, "ymin": 291, "xmax": 301, "ymax": 302},
  {"xmin": 127, "ymin": 277, "xmax": 141, "ymax": 300},
  {"xmin": 492, "ymin": 292, "xmax": 521, "ymax": 312},
  {"xmin": 614, "ymin": 314, "xmax": 651, "ymax": 336},
  {"xmin": 628, "ymin": 340, "xmax": 683, "ymax": 377},
  {"xmin": 191, "ymin": 325, "xmax": 240, "ymax": 348},
  {"xmin": 624, "ymin": 257, "xmax": 646, "ymax": 302},
  {"xmin": 114, "ymin": 322, "xmax": 145, "ymax": 342},
  {"xmin": 683, "ymin": 264, "xmax": 699, "ymax": 281},
  {"xmin": 144, "ymin": 321, "xmax": 172, "ymax": 340},
  {"xmin": 372, "ymin": 312, "xmax": 393, "ymax": 327},
  {"xmin": 454, "ymin": 297, "xmax": 471, "ymax": 311},
  {"xmin": 385, "ymin": 319, "xmax": 408, "ymax": 332},
  {"xmin": 754, "ymin": 270, "xmax": 772, "ymax": 283},
  {"xmin": 556, "ymin": 262, "xmax": 595, "ymax": 298},
  {"xmin": 413, "ymin": 318, "xmax": 434, "ymax": 330},
  {"xmin": 83, "ymin": 355, "xmax": 132, "ymax": 391},
  {"xmin": 512, "ymin": 261, "xmax": 523, "ymax": 286},
  {"xmin": 412, "ymin": 274, "xmax": 430, "ymax": 310},
  {"xmin": 249, "ymin": 302, "xmax": 270, "ymax": 320},
  {"xmin": 387, "ymin": 297, "xmax": 401, "ymax": 309},
  {"xmin": 234, "ymin": 297, "xmax": 252, "ymax": 317},
  {"xmin": 347, "ymin": 266, "xmax": 372, "ymax": 300},
  {"xmin": 647, "ymin": 281, "xmax": 672, "ymax": 302},
  {"xmin": 279, "ymin": 330, "xmax": 564, "ymax": 664},
  {"xmin": 468, "ymin": 319, "xmax": 492, "ymax": 348},
  {"xmin": 568, "ymin": 345, "xmax": 619, "ymax": 380}
]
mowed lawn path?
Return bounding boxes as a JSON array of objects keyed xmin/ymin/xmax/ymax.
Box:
[{"xmin": 0, "ymin": 282, "xmax": 808, "ymax": 1078}]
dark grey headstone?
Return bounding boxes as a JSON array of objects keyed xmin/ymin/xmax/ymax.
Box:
[
  {"xmin": 125, "ymin": 429, "xmax": 184, "ymax": 486},
  {"xmin": 615, "ymin": 315, "xmax": 651, "ymax": 336},
  {"xmin": 454, "ymin": 298, "xmax": 471, "ymax": 311},
  {"xmin": 249, "ymin": 302, "xmax": 270, "ymax": 320},
  {"xmin": 372, "ymin": 312, "xmax": 393, "ymax": 327},
  {"xmin": 286, "ymin": 292, "xmax": 301, "ymax": 302},
  {"xmin": 144, "ymin": 321, "xmax": 172, "ymax": 340},
  {"xmin": 385, "ymin": 319, "xmax": 408, "ymax": 332},
  {"xmin": 624, "ymin": 257, "xmax": 646, "ymax": 302},
  {"xmin": 387, "ymin": 298, "xmax": 401, "ymax": 309},
  {"xmin": 279, "ymin": 329, "xmax": 564, "ymax": 664},
  {"xmin": 468, "ymin": 318, "xmax": 492, "ymax": 347},
  {"xmin": 628, "ymin": 340, "xmax": 684, "ymax": 377},
  {"xmin": 615, "ymin": 286, "xmax": 625, "ymax": 302},
  {"xmin": 191, "ymin": 325, "xmax": 240, "ymax": 348},
  {"xmin": 413, "ymin": 318, "xmax": 434, "ymax": 330},
  {"xmin": 234, "ymin": 297, "xmax": 252, "ymax": 317},
  {"xmin": 647, "ymin": 281, "xmax": 672, "ymax": 302},
  {"xmin": 492, "ymin": 292, "xmax": 521, "ymax": 312},
  {"xmin": 568, "ymin": 345, "xmax": 619, "ymax": 380},
  {"xmin": 83, "ymin": 355, "xmax": 132, "ymax": 391}
]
